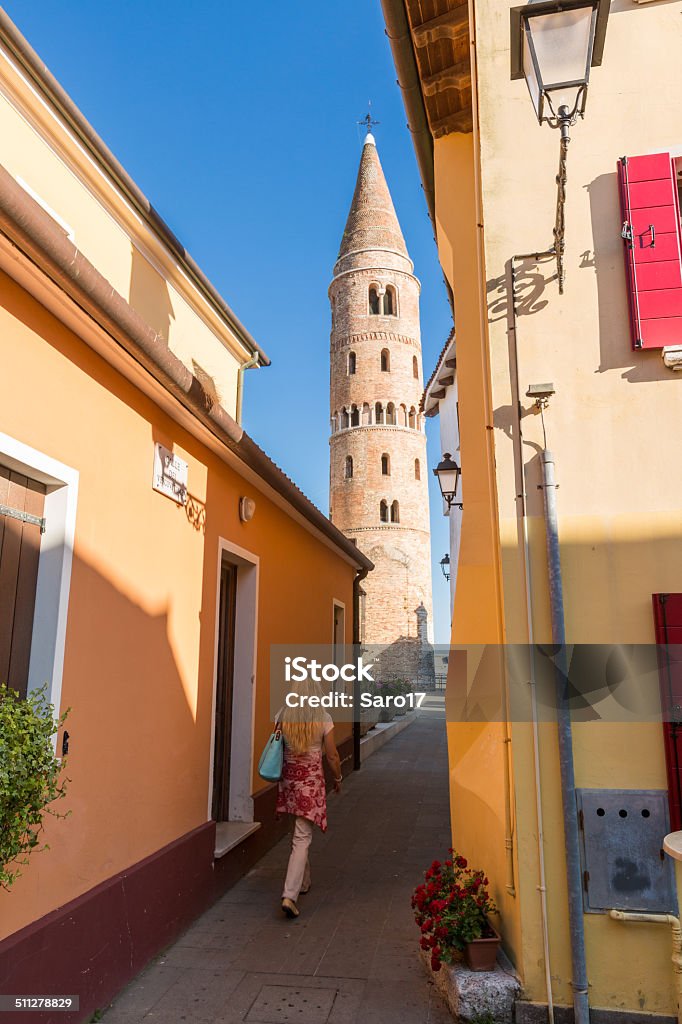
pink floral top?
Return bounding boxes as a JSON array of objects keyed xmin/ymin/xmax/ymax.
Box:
[{"xmin": 275, "ymin": 717, "xmax": 333, "ymax": 831}]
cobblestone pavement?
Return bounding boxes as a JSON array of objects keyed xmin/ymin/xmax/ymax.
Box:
[{"xmin": 102, "ymin": 701, "xmax": 451, "ymax": 1024}]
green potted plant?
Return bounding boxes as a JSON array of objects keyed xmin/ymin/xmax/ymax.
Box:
[
  {"xmin": 411, "ymin": 849, "xmax": 500, "ymax": 973},
  {"xmin": 0, "ymin": 683, "xmax": 70, "ymax": 890}
]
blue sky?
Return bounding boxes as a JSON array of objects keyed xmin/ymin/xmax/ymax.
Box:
[{"xmin": 4, "ymin": 1, "xmax": 454, "ymax": 641}]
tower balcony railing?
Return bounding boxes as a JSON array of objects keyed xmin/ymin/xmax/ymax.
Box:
[{"xmin": 330, "ymin": 404, "xmax": 425, "ymax": 434}]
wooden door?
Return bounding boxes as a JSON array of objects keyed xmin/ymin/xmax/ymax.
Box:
[
  {"xmin": 0, "ymin": 467, "xmax": 45, "ymax": 698},
  {"xmin": 212, "ymin": 559, "xmax": 238, "ymax": 822}
]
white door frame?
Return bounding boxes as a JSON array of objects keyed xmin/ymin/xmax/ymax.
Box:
[{"xmin": 208, "ymin": 537, "xmax": 259, "ymax": 823}]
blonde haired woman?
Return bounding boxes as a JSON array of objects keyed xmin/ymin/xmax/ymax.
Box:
[{"xmin": 276, "ymin": 678, "xmax": 342, "ymax": 918}]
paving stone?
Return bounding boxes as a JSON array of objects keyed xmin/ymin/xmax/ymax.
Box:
[
  {"xmin": 213, "ymin": 973, "xmax": 365, "ymax": 1024},
  {"xmin": 244, "ymin": 983, "xmax": 337, "ymax": 1023},
  {"xmin": 355, "ymin": 978, "xmax": 432, "ymax": 1024},
  {"xmin": 146, "ymin": 967, "xmax": 245, "ymax": 1022},
  {"xmin": 428, "ymin": 985, "xmax": 457, "ymax": 1023},
  {"xmin": 103, "ymin": 963, "xmax": 186, "ymax": 1014},
  {"xmin": 97, "ymin": 1011, "xmax": 150, "ymax": 1024},
  {"xmin": 104, "ymin": 710, "xmax": 449, "ymax": 1023}
]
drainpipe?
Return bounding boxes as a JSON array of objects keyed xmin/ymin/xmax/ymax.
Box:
[
  {"xmin": 608, "ymin": 910, "xmax": 682, "ymax": 1024},
  {"xmin": 236, "ymin": 353, "xmax": 260, "ymax": 426},
  {"xmin": 353, "ymin": 567, "xmax": 369, "ymax": 771},
  {"xmin": 508, "ymin": 256, "xmax": 556, "ymax": 1021},
  {"xmin": 541, "ymin": 448, "xmax": 590, "ymax": 1024}
]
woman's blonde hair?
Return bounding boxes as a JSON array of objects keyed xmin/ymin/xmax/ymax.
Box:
[{"xmin": 280, "ymin": 678, "xmax": 327, "ymax": 754}]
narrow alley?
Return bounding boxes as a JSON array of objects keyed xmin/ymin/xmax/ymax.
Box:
[{"xmin": 101, "ymin": 705, "xmax": 450, "ymax": 1024}]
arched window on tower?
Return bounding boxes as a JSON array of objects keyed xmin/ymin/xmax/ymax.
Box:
[
  {"xmin": 400, "ymin": 403, "xmax": 408, "ymax": 426},
  {"xmin": 391, "ymin": 500, "xmax": 400, "ymax": 523},
  {"xmin": 345, "ymin": 456, "xmax": 353, "ymax": 479},
  {"xmin": 380, "ymin": 499, "xmax": 389, "ymax": 523},
  {"xmin": 369, "ymin": 287, "xmax": 381, "ymax": 315},
  {"xmin": 375, "ymin": 402, "xmax": 384, "ymax": 424},
  {"xmin": 362, "ymin": 402, "xmax": 371, "ymax": 425},
  {"xmin": 408, "ymin": 406, "xmax": 416, "ymax": 429},
  {"xmin": 384, "ymin": 285, "xmax": 397, "ymax": 316},
  {"xmin": 413, "ymin": 355, "xmax": 419, "ymax": 379},
  {"xmin": 386, "ymin": 402, "xmax": 396, "ymax": 425},
  {"xmin": 348, "ymin": 351, "xmax": 356, "ymax": 375},
  {"xmin": 414, "ymin": 458, "xmax": 421, "ymax": 480},
  {"xmin": 350, "ymin": 404, "xmax": 360, "ymax": 427},
  {"xmin": 381, "ymin": 453, "xmax": 390, "ymax": 476},
  {"xmin": 380, "ymin": 349, "xmax": 390, "ymax": 372},
  {"xmin": 342, "ymin": 407, "xmax": 350, "ymax": 429}
]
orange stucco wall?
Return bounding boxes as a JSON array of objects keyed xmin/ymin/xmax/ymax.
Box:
[{"xmin": 0, "ymin": 270, "xmax": 356, "ymax": 940}]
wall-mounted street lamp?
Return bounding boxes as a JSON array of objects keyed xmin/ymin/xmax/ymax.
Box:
[
  {"xmin": 440, "ymin": 553, "xmax": 451, "ymax": 582},
  {"xmin": 433, "ymin": 453, "xmax": 462, "ymax": 511},
  {"xmin": 510, "ymin": 0, "xmax": 610, "ymax": 292}
]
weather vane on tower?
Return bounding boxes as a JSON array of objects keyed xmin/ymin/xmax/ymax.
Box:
[{"xmin": 358, "ymin": 103, "xmax": 380, "ymax": 135}]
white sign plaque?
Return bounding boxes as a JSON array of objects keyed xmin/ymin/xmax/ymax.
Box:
[{"xmin": 152, "ymin": 444, "xmax": 188, "ymax": 505}]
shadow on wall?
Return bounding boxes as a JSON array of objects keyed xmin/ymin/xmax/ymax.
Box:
[
  {"xmin": 585, "ymin": 172, "xmax": 678, "ymax": 383},
  {"xmin": 487, "ymin": 254, "xmax": 555, "ymax": 327},
  {"xmin": 129, "ymin": 245, "xmax": 175, "ymax": 344},
  {"xmin": 0, "ymin": 550, "xmax": 215, "ymax": 1020}
]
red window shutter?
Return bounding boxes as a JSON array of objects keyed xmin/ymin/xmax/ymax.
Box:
[
  {"xmin": 618, "ymin": 154, "xmax": 682, "ymax": 350},
  {"xmin": 653, "ymin": 593, "xmax": 682, "ymax": 831}
]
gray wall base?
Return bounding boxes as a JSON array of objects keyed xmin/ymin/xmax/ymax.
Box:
[{"xmin": 516, "ymin": 1002, "xmax": 676, "ymax": 1024}]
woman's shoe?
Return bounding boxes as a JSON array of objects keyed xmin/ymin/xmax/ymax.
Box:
[{"xmin": 281, "ymin": 898, "xmax": 299, "ymax": 918}]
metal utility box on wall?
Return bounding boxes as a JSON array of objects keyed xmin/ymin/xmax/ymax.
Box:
[{"xmin": 577, "ymin": 789, "xmax": 677, "ymax": 913}]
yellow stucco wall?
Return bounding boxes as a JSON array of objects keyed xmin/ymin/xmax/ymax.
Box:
[
  {"xmin": 0, "ymin": 44, "xmax": 252, "ymax": 414},
  {"xmin": 435, "ymin": 0, "xmax": 682, "ymax": 1014}
]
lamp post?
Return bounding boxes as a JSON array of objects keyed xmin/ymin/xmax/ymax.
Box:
[
  {"xmin": 433, "ymin": 454, "xmax": 462, "ymax": 511},
  {"xmin": 510, "ymin": 0, "xmax": 609, "ymax": 291}
]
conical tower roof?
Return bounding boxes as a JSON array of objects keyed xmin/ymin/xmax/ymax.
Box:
[{"xmin": 337, "ymin": 134, "xmax": 409, "ymax": 263}]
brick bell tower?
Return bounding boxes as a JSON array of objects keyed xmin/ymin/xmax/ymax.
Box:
[{"xmin": 329, "ymin": 130, "xmax": 433, "ymax": 649}]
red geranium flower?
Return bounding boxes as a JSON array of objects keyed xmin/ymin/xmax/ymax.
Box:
[{"xmin": 412, "ymin": 849, "xmax": 497, "ymax": 965}]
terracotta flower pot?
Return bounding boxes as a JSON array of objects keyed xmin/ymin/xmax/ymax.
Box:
[{"xmin": 464, "ymin": 922, "xmax": 501, "ymax": 972}]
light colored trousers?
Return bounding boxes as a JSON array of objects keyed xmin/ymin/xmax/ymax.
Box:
[{"xmin": 282, "ymin": 816, "xmax": 313, "ymax": 900}]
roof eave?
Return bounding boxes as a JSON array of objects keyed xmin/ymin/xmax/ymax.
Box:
[
  {"xmin": 421, "ymin": 328, "xmax": 456, "ymax": 414},
  {"xmin": 0, "ymin": 163, "xmax": 372, "ymax": 573},
  {"xmin": 0, "ymin": 9, "xmax": 271, "ymax": 368}
]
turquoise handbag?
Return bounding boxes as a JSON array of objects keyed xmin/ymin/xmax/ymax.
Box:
[{"xmin": 258, "ymin": 719, "xmax": 284, "ymax": 782}]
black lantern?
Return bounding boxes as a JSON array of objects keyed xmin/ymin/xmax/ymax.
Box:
[
  {"xmin": 440, "ymin": 554, "xmax": 451, "ymax": 582},
  {"xmin": 510, "ymin": 0, "xmax": 610, "ymax": 126},
  {"xmin": 433, "ymin": 453, "xmax": 462, "ymax": 511}
]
